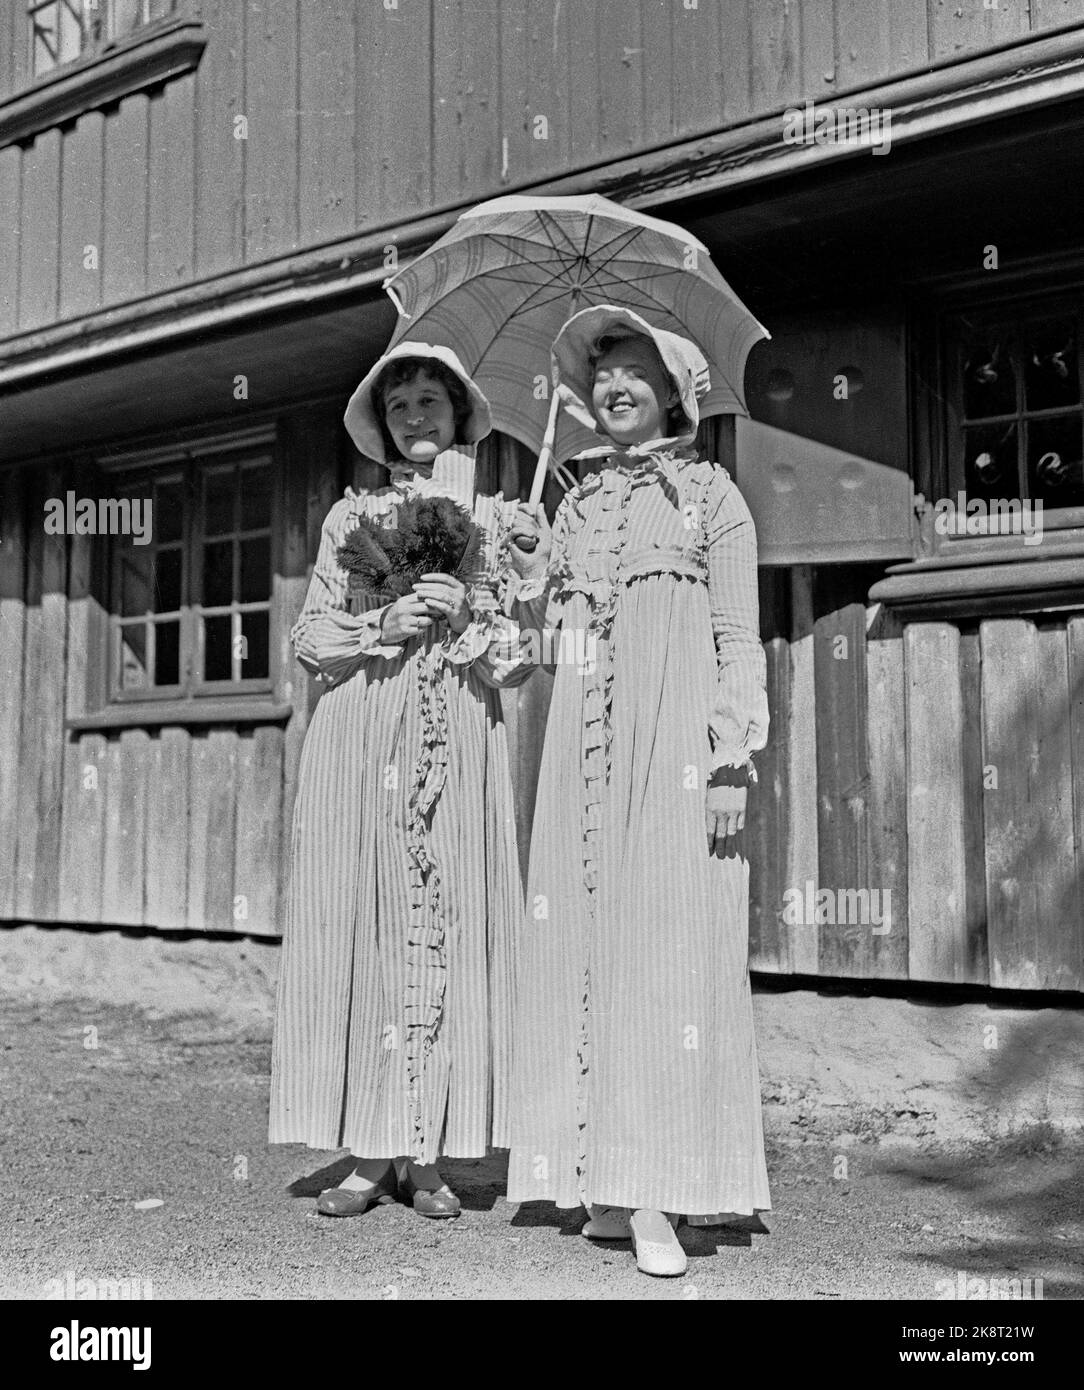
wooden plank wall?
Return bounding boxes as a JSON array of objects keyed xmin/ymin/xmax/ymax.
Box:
[
  {"xmin": 5, "ymin": 0, "xmax": 1084, "ymax": 334},
  {"xmin": 0, "ymin": 416, "xmax": 1081, "ymax": 990},
  {"xmin": 745, "ymin": 594, "xmax": 1084, "ymax": 993}
]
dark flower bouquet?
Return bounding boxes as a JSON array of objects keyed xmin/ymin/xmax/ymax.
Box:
[{"xmin": 336, "ymin": 494, "xmax": 485, "ymax": 600}]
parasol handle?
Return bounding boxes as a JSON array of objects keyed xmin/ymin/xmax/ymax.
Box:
[{"xmin": 527, "ymin": 387, "xmax": 562, "ymax": 508}]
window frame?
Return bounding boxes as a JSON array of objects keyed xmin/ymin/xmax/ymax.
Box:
[
  {"xmin": 26, "ymin": 0, "xmax": 175, "ymax": 83},
  {"xmin": 91, "ymin": 426, "xmax": 282, "ymax": 716},
  {"xmin": 915, "ymin": 261, "xmax": 1084, "ymax": 561}
]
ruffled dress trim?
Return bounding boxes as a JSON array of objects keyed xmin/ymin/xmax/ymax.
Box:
[
  {"xmin": 551, "ymin": 449, "xmax": 703, "ymax": 1201},
  {"xmin": 344, "ymin": 474, "xmax": 511, "ymax": 1161}
]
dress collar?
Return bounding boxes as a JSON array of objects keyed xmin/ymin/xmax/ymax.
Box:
[{"xmin": 572, "ymin": 437, "xmax": 699, "ymax": 498}]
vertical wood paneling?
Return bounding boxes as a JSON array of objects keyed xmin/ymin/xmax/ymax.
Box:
[
  {"xmin": 147, "ymin": 75, "xmax": 196, "ymax": 291},
  {"xmin": 59, "ymin": 111, "xmax": 104, "ymax": 319},
  {"xmin": 958, "ymin": 627, "xmax": 989, "ymax": 981},
  {"xmin": 243, "ymin": 0, "xmax": 298, "ymax": 261},
  {"xmin": 639, "ymin": 0, "xmax": 675, "ymax": 147},
  {"xmin": 233, "ymin": 725, "xmax": 284, "ymax": 934},
  {"xmin": 101, "ymin": 94, "xmax": 149, "ymax": 305},
  {"xmin": 186, "ymin": 728, "xmax": 238, "ymax": 931},
  {"xmin": 58, "ymin": 468, "xmax": 107, "ymax": 923},
  {"xmin": 864, "ymin": 604, "xmax": 908, "ymax": 977},
  {"xmin": 905, "ymin": 623, "xmax": 969, "ymax": 982},
  {"xmin": 57, "ymin": 734, "xmax": 107, "ymax": 923},
  {"xmin": 783, "ymin": 565, "xmax": 819, "ymax": 974},
  {"xmin": 670, "ymin": 0, "xmax": 732, "ymax": 136},
  {"xmin": 298, "ymin": 0, "xmax": 356, "ymax": 245},
  {"xmin": 144, "ymin": 727, "xmax": 191, "ymax": 929},
  {"xmin": 17, "ymin": 128, "xmax": 61, "ymax": 329},
  {"xmin": 1031, "ymin": 0, "xmax": 1084, "ymax": 32},
  {"xmin": 522, "ymin": 0, "xmax": 571, "ymax": 181},
  {"xmin": 799, "ymin": 0, "xmax": 838, "ymax": 100},
  {"xmin": 566, "ymin": 0, "xmax": 601, "ymax": 170},
  {"xmin": 15, "ymin": 465, "xmax": 66, "ymax": 922},
  {"xmin": 0, "ymin": 143, "xmax": 20, "ymax": 332},
  {"xmin": 432, "ymin": 0, "xmax": 500, "ymax": 208},
  {"xmin": 498, "ymin": 1, "xmax": 536, "ymax": 189},
  {"xmin": 981, "ymin": 620, "xmax": 1078, "ymax": 990},
  {"xmin": 835, "ymin": 0, "xmax": 928, "ymax": 92},
  {"xmin": 356, "ymin": 0, "xmax": 432, "ymax": 225},
  {"xmin": 0, "ymin": 467, "xmax": 27, "ymax": 917},
  {"xmin": 813, "ymin": 569, "xmax": 870, "ymax": 976},
  {"xmin": 100, "ymin": 729, "xmax": 149, "ymax": 925},
  {"xmin": 194, "ymin": 0, "xmax": 245, "ymax": 277},
  {"xmin": 748, "ymin": 629, "xmax": 790, "ymax": 972},
  {"xmin": 594, "ymin": 0, "xmax": 643, "ymax": 157},
  {"xmin": 750, "ymin": 0, "xmax": 804, "ymax": 115},
  {"xmin": 1066, "ymin": 617, "xmax": 1084, "ymax": 990},
  {"xmin": 928, "ymin": 0, "xmax": 1028, "ymax": 60}
]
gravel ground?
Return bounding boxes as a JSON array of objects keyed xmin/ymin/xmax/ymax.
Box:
[{"xmin": 1, "ymin": 996, "xmax": 1080, "ymax": 1301}]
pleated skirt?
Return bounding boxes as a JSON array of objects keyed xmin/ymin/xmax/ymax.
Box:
[
  {"xmin": 268, "ymin": 633, "xmax": 521, "ymax": 1163},
  {"xmin": 506, "ymin": 573, "xmax": 771, "ymax": 1216}
]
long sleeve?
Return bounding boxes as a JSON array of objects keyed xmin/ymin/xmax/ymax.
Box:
[
  {"xmin": 290, "ymin": 496, "xmax": 403, "ymax": 688},
  {"xmin": 704, "ymin": 472, "xmax": 769, "ymax": 776},
  {"xmin": 440, "ymin": 602, "xmax": 537, "ymax": 689},
  {"xmin": 504, "ymin": 492, "xmax": 576, "ymax": 631}
]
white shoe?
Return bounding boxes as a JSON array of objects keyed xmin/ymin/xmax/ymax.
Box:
[
  {"xmin": 630, "ymin": 1209, "xmax": 687, "ymax": 1277},
  {"xmin": 582, "ymin": 1204, "xmax": 631, "ymax": 1239}
]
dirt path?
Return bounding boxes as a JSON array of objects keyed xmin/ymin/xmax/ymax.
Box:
[{"xmin": 1, "ymin": 998, "xmax": 1080, "ymax": 1300}]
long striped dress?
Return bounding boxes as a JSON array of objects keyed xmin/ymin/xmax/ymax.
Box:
[
  {"xmin": 269, "ymin": 454, "xmax": 532, "ymax": 1165},
  {"xmin": 505, "ymin": 447, "xmax": 772, "ymax": 1219}
]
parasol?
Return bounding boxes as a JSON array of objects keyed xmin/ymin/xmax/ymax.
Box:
[{"xmin": 384, "ymin": 193, "xmax": 768, "ymax": 503}]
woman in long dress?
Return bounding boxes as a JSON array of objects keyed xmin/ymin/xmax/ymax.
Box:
[
  {"xmin": 505, "ymin": 306, "xmax": 771, "ymax": 1276},
  {"xmin": 269, "ymin": 342, "xmax": 531, "ymax": 1218}
]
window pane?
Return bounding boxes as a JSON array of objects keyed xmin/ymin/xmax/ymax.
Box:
[
  {"xmin": 1023, "ymin": 324, "xmax": 1078, "ymax": 412},
  {"xmin": 203, "ymin": 614, "xmax": 233, "ymax": 681},
  {"xmin": 240, "ymin": 610, "xmax": 269, "ymax": 679},
  {"xmin": 242, "ymin": 464, "xmax": 273, "ymax": 530},
  {"xmin": 155, "ymin": 546, "xmax": 182, "ymax": 612},
  {"xmin": 1027, "ymin": 416, "xmax": 1084, "ymax": 508},
  {"xmin": 202, "ymin": 540, "xmax": 234, "ymax": 607},
  {"xmin": 154, "ymin": 479, "xmax": 184, "ymax": 544},
  {"xmin": 962, "ymin": 422, "xmax": 1017, "ymax": 501},
  {"xmin": 239, "ymin": 536, "xmax": 270, "ymax": 603},
  {"xmin": 962, "ymin": 335, "xmax": 1016, "ymax": 419},
  {"xmin": 120, "ymin": 546, "xmax": 155, "ymax": 616},
  {"xmin": 154, "ymin": 619, "xmax": 180, "ymax": 686},
  {"xmin": 120, "ymin": 623, "xmax": 148, "ymax": 691},
  {"xmin": 148, "ymin": 0, "xmax": 173, "ymax": 19},
  {"xmin": 204, "ymin": 468, "xmax": 235, "ymax": 537}
]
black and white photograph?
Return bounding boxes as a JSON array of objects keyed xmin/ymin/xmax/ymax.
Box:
[{"xmin": 0, "ymin": 0, "xmax": 1081, "ymax": 1336}]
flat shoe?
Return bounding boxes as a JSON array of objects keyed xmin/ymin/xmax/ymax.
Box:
[
  {"xmin": 630, "ymin": 1209, "xmax": 687, "ymax": 1277},
  {"xmin": 398, "ymin": 1167, "xmax": 461, "ymax": 1219},
  {"xmin": 582, "ymin": 1205, "xmax": 631, "ymax": 1240},
  {"xmin": 316, "ymin": 1168, "xmax": 398, "ymax": 1217}
]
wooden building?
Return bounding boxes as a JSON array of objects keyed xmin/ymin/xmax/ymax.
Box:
[{"xmin": 1, "ymin": 0, "xmax": 1082, "ymax": 994}]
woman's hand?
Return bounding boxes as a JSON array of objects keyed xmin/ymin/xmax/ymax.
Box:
[
  {"xmin": 508, "ymin": 503, "xmax": 552, "ymax": 577},
  {"xmin": 379, "ymin": 594, "xmax": 435, "ymax": 644},
  {"xmin": 412, "ymin": 573, "xmax": 472, "ymax": 634},
  {"xmin": 705, "ymin": 771, "xmax": 748, "ymax": 856}
]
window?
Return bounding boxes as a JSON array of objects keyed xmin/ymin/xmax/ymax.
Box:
[
  {"xmin": 109, "ymin": 450, "xmax": 274, "ymax": 702},
  {"xmin": 944, "ymin": 295, "xmax": 1084, "ymax": 526},
  {"xmin": 29, "ymin": 0, "xmax": 174, "ymax": 79}
]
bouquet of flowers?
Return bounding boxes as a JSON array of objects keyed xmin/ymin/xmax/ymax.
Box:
[{"xmin": 336, "ymin": 494, "xmax": 485, "ymax": 600}]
